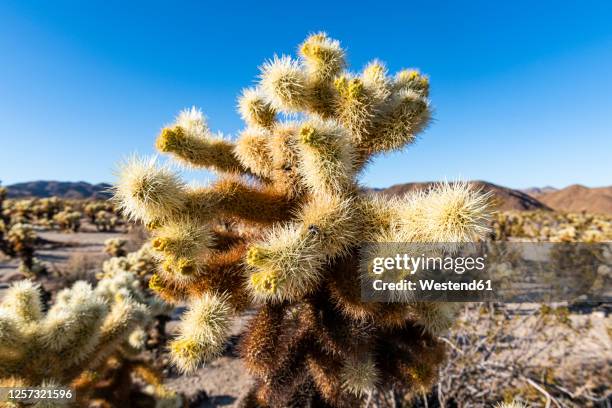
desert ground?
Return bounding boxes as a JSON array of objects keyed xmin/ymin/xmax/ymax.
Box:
[{"xmin": 1, "ymin": 220, "xmax": 610, "ymax": 407}]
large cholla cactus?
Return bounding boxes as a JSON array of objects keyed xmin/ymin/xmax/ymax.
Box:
[{"xmin": 115, "ymin": 33, "xmax": 490, "ymax": 406}]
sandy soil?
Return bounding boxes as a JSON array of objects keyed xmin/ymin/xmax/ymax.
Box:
[{"xmin": 0, "ymin": 227, "xmax": 127, "ymax": 289}]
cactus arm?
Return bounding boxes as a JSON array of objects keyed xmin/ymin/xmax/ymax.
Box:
[
  {"xmin": 156, "ymin": 126, "xmax": 250, "ymax": 174},
  {"xmin": 169, "ymin": 293, "xmax": 232, "ymax": 373},
  {"xmin": 296, "ymin": 120, "xmax": 355, "ymax": 198},
  {"xmin": 186, "ymin": 178, "xmax": 298, "ymax": 225}
]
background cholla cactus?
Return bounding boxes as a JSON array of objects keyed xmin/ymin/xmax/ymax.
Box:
[
  {"xmin": 100, "ymin": 242, "xmax": 159, "ymax": 279},
  {"xmin": 0, "ymin": 277, "xmax": 180, "ymax": 407},
  {"xmin": 5, "ymin": 222, "xmax": 45, "ymax": 276},
  {"xmin": 85, "ymin": 201, "xmax": 113, "ymax": 223},
  {"xmin": 53, "ymin": 209, "xmax": 82, "ymax": 232},
  {"xmin": 105, "ymin": 237, "xmax": 128, "ymax": 257},
  {"xmin": 100, "ymin": 242, "xmax": 173, "ymax": 354},
  {"xmin": 95, "ymin": 209, "xmax": 120, "ymax": 232},
  {"xmin": 491, "ymin": 211, "xmax": 612, "ymax": 242},
  {"xmin": 115, "ymin": 33, "xmax": 491, "ymax": 406}
]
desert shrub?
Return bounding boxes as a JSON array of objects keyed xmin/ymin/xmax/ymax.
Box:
[
  {"xmin": 432, "ymin": 303, "xmax": 610, "ymax": 407},
  {"xmin": 114, "ymin": 33, "xmax": 491, "ymax": 406}
]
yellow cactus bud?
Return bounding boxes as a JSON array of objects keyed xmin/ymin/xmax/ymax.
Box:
[
  {"xmin": 148, "ymin": 273, "xmax": 163, "ymax": 293},
  {"xmin": 250, "ymin": 270, "xmax": 281, "ymax": 294},
  {"xmin": 177, "ymin": 258, "xmax": 196, "ymax": 275},
  {"xmin": 156, "ymin": 126, "xmax": 183, "ymax": 153},
  {"xmin": 246, "ymin": 246, "xmax": 269, "ymax": 266},
  {"xmin": 299, "ymin": 124, "xmax": 319, "ymax": 145},
  {"xmin": 151, "ymin": 237, "xmax": 167, "ymax": 251}
]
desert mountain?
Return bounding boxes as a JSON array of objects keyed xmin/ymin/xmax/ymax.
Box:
[
  {"xmin": 522, "ymin": 186, "xmax": 558, "ymax": 196},
  {"xmin": 528, "ymin": 184, "xmax": 612, "ymax": 215},
  {"xmin": 5, "ymin": 181, "xmax": 112, "ymax": 200},
  {"xmin": 375, "ymin": 181, "xmax": 551, "ymax": 212}
]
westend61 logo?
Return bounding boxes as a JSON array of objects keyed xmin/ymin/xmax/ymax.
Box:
[{"xmin": 360, "ymin": 242, "xmax": 611, "ymax": 302}]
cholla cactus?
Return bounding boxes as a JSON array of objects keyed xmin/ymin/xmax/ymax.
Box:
[
  {"xmin": 0, "ymin": 277, "xmax": 179, "ymax": 407},
  {"xmin": 99, "ymin": 245, "xmax": 171, "ymax": 318},
  {"xmin": 95, "ymin": 210, "xmax": 120, "ymax": 231},
  {"xmin": 6, "ymin": 222, "xmax": 44, "ymax": 275},
  {"xmin": 53, "ymin": 209, "xmax": 82, "ymax": 232},
  {"xmin": 492, "ymin": 210, "xmax": 612, "ymax": 242},
  {"xmin": 85, "ymin": 201, "xmax": 112, "ymax": 223},
  {"xmin": 0, "ymin": 280, "xmax": 140, "ymax": 397},
  {"xmin": 100, "ymin": 243, "xmax": 173, "ymax": 355},
  {"xmin": 101, "ymin": 242, "xmax": 159, "ymax": 279},
  {"xmin": 104, "ymin": 237, "xmax": 128, "ymax": 257},
  {"xmin": 115, "ymin": 33, "xmax": 491, "ymax": 406}
]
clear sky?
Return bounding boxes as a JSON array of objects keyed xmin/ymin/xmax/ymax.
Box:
[{"xmin": 1, "ymin": 0, "xmax": 611, "ymax": 189}]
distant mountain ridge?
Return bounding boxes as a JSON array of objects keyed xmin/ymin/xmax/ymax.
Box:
[
  {"xmin": 5, "ymin": 181, "xmax": 112, "ymax": 200},
  {"xmin": 375, "ymin": 181, "xmax": 551, "ymax": 212},
  {"xmin": 521, "ymin": 186, "xmax": 558, "ymax": 196},
  {"xmin": 527, "ymin": 184, "xmax": 612, "ymax": 215}
]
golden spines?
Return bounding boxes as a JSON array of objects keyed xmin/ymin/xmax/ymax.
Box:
[
  {"xmin": 41, "ymin": 282, "xmax": 108, "ymax": 361},
  {"xmin": 366, "ymin": 88, "xmax": 430, "ymax": 153},
  {"xmin": 299, "ymin": 195, "xmax": 361, "ymax": 258},
  {"xmin": 169, "ymin": 293, "xmax": 232, "ymax": 373},
  {"xmin": 296, "ymin": 119, "xmax": 355, "ymax": 197},
  {"xmin": 238, "ymin": 88, "xmax": 277, "ymax": 129},
  {"xmin": 394, "ymin": 68, "xmax": 430, "ymax": 97},
  {"xmin": 88, "ymin": 297, "xmax": 144, "ymax": 367},
  {"xmin": 358, "ymin": 194, "xmax": 399, "ymax": 240},
  {"xmin": 333, "ymin": 75, "xmax": 377, "ymax": 143},
  {"xmin": 114, "ymin": 156, "xmax": 187, "ymax": 224},
  {"xmin": 0, "ymin": 310, "xmax": 25, "ymax": 369},
  {"xmin": 234, "ymin": 128, "xmax": 274, "ymax": 178},
  {"xmin": 299, "ymin": 32, "xmax": 345, "ymax": 81},
  {"xmin": 260, "ymin": 56, "xmax": 309, "ymax": 113},
  {"xmin": 394, "ymin": 181, "xmax": 492, "ymax": 243},
  {"xmin": 362, "ymin": 60, "xmax": 391, "ymax": 102},
  {"xmin": 156, "ymin": 125, "xmax": 246, "ymax": 173},
  {"xmin": 246, "ymin": 224, "xmax": 325, "ymax": 302},
  {"xmin": 0, "ymin": 280, "xmax": 43, "ymax": 323},
  {"xmin": 151, "ymin": 219, "xmax": 213, "ymax": 263}
]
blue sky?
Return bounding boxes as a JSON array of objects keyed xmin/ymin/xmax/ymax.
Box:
[{"xmin": 1, "ymin": 0, "xmax": 611, "ymax": 189}]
